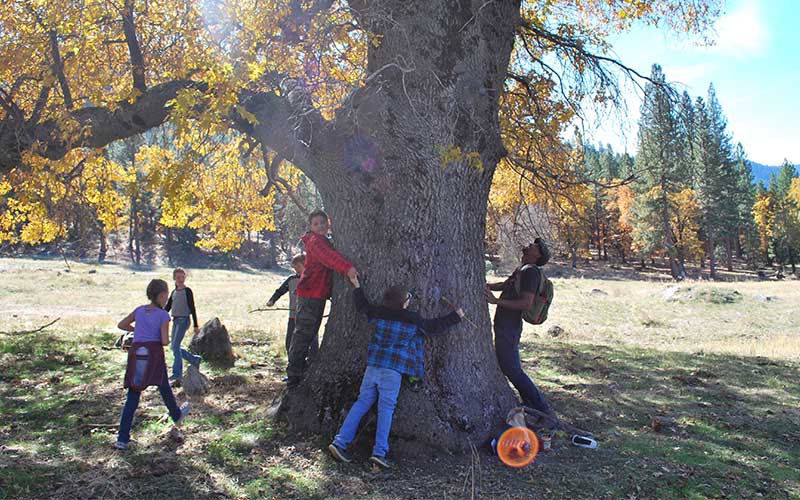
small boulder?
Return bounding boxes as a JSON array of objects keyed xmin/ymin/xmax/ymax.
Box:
[
  {"xmin": 183, "ymin": 365, "xmax": 211, "ymax": 396},
  {"xmin": 547, "ymin": 325, "xmax": 565, "ymax": 337},
  {"xmin": 189, "ymin": 318, "xmax": 235, "ymax": 368},
  {"xmin": 755, "ymin": 294, "xmax": 775, "ymax": 302},
  {"xmin": 590, "ymin": 288, "xmax": 607, "ymax": 296}
]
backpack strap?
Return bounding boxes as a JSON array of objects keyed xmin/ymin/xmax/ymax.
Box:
[
  {"xmin": 534, "ymin": 266, "xmax": 546, "ymax": 296},
  {"xmin": 515, "ymin": 264, "xmax": 544, "ymax": 296}
]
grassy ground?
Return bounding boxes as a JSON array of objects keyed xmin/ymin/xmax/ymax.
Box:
[{"xmin": 1, "ymin": 257, "xmax": 798, "ymax": 499}]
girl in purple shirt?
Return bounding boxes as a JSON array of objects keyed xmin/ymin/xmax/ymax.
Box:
[{"xmin": 114, "ymin": 279, "xmax": 190, "ymax": 450}]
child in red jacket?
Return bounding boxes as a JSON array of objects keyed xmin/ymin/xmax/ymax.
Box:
[{"xmin": 287, "ymin": 209, "xmax": 358, "ymax": 388}]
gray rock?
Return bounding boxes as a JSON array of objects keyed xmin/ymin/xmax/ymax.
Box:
[
  {"xmin": 189, "ymin": 317, "xmax": 235, "ymax": 368},
  {"xmin": 183, "ymin": 365, "xmax": 210, "ymax": 396},
  {"xmin": 755, "ymin": 294, "xmax": 775, "ymax": 302},
  {"xmin": 547, "ymin": 325, "xmax": 565, "ymax": 337}
]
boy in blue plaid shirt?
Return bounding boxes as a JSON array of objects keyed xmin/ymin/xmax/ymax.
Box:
[{"xmin": 328, "ymin": 275, "xmax": 464, "ymax": 468}]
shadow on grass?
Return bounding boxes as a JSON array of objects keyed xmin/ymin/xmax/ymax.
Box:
[
  {"xmin": 526, "ymin": 342, "xmax": 800, "ymax": 499},
  {"xmin": 2, "ymin": 331, "xmax": 799, "ymax": 499}
]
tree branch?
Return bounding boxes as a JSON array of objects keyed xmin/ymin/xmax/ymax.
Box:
[
  {"xmin": 0, "ymin": 80, "xmax": 207, "ymax": 174},
  {"xmin": 232, "ymin": 81, "xmax": 331, "ymax": 181},
  {"xmin": 122, "ymin": 0, "xmax": 147, "ymax": 92},
  {"xmin": 25, "ymin": 5, "xmax": 74, "ymax": 110},
  {"xmin": 48, "ymin": 29, "xmax": 74, "ymax": 109},
  {"xmin": 258, "ymin": 147, "xmax": 310, "ymax": 213},
  {"xmin": 29, "ymin": 85, "xmax": 52, "ymax": 123}
]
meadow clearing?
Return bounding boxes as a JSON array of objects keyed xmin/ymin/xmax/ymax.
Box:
[{"xmin": 1, "ymin": 257, "xmax": 798, "ymax": 499}]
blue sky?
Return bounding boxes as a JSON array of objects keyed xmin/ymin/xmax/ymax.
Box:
[{"xmin": 586, "ymin": 0, "xmax": 799, "ymax": 166}]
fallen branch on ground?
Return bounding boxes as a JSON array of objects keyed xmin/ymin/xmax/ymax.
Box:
[{"xmin": 0, "ymin": 317, "xmax": 61, "ymax": 335}]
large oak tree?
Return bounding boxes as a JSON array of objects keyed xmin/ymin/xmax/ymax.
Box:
[{"xmin": 0, "ymin": 0, "xmax": 718, "ymax": 452}]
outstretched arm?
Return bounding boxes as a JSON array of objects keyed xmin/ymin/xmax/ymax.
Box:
[
  {"xmin": 419, "ymin": 310, "xmax": 462, "ymax": 336},
  {"xmin": 309, "ymin": 236, "xmax": 357, "ymax": 278},
  {"xmin": 267, "ymin": 276, "xmax": 293, "ymax": 306},
  {"xmin": 352, "ymin": 281, "xmax": 377, "ymax": 320}
]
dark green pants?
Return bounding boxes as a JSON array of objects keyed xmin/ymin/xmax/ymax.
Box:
[{"xmin": 286, "ymin": 297, "xmax": 324, "ymax": 387}]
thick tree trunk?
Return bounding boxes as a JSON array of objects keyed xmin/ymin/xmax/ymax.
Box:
[{"xmin": 277, "ymin": 0, "xmax": 520, "ymax": 454}]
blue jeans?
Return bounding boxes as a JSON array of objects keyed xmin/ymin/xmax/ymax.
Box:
[
  {"xmin": 494, "ymin": 322, "xmax": 551, "ymax": 415},
  {"xmin": 333, "ymin": 366, "xmax": 402, "ymax": 458},
  {"xmin": 171, "ymin": 316, "xmax": 201, "ymax": 380},
  {"xmin": 118, "ymin": 347, "xmax": 181, "ymax": 443}
]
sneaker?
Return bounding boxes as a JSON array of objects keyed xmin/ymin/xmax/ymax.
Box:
[
  {"xmin": 369, "ymin": 455, "xmax": 393, "ymax": 469},
  {"xmin": 328, "ymin": 443, "xmax": 352, "ymax": 463},
  {"xmin": 175, "ymin": 402, "xmax": 191, "ymax": 425},
  {"xmin": 113, "ymin": 441, "xmax": 129, "ymax": 450}
]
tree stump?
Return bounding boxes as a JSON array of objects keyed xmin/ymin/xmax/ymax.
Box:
[{"xmin": 189, "ymin": 318, "xmax": 235, "ymax": 368}]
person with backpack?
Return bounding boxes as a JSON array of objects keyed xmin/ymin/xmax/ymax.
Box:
[{"xmin": 484, "ymin": 237, "xmax": 554, "ymax": 417}]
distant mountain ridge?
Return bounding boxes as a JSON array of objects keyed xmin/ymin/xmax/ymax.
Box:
[{"xmin": 748, "ymin": 161, "xmax": 799, "ymax": 187}]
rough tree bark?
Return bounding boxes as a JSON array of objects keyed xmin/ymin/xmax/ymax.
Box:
[{"xmin": 267, "ymin": 0, "xmax": 522, "ymax": 453}]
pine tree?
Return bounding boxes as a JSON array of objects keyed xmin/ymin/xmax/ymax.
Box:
[
  {"xmin": 707, "ymin": 85, "xmax": 739, "ymax": 271},
  {"xmin": 632, "ymin": 64, "xmax": 689, "ymax": 278},
  {"xmin": 693, "ymin": 85, "xmax": 737, "ymax": 278},
  {"xmin": 599, "ymin": 144, "xmax": 620, "ymax": 179},
  {"xmin": 771, "ymin": 160, "xmax": 796, "ymax": 198},
  {"xmin": 678, "ymin": 91, "xmax": 697, "ymax": 187},
  {"xmin": 731, "ymin": 144, "xmax": 758, "ymax": 268}
]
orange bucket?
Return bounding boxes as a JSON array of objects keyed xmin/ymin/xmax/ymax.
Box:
[{"xmin": 496, "ymin": 427, "xmax": 539, "ymax": 468}]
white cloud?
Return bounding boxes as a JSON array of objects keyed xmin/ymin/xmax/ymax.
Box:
[
  {"xmin": 667, "ymin": 63, "xmax": 715, "ymax": 90},
  {"xmin": 708, "ymin": 0, "xmax": 768, "ymax": 56}
]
